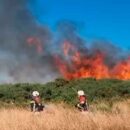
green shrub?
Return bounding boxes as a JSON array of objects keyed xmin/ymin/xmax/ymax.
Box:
[{"xmin": 0, "ymin": 78, "xmax": 130, "ymax": 106}]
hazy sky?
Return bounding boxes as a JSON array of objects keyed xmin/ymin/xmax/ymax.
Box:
[{"xmin": 28, "ymin": 0, "xmax": 130, "ymax": 50}]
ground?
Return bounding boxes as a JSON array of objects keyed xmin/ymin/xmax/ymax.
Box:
[{"xmin": 1, "ymin": 100, "xmax": 130, "ymax": 130}]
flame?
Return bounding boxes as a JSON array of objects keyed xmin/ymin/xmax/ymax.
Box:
[
  {"xmin": 27, "ymin": 37, "xmax": 43, "ymax": 54},
  {"xmin": 112, "ymin": 59, "xmax": 130, "ymax": 80},
  {"xmin": 55, "ymin": 41, "xmax": 130, "ymax": 80},
  {"xmin": 63, "ymin": 41, "xmax": 76, "ymax": 56},
  {"xmin": 26, "ymin": 36, "xmax": 130, "ymax": 80}
]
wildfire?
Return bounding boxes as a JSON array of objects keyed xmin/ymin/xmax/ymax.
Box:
[
  {"xmin": 55, "ymin": 41, "xmax": 130, "ymax": 80},
  {"xmin": 112, "ymin": 59, "xmax": 130, "ymax": 80},
  {"xmin": 63, "ymin": 41, "xmax": 76, "ymax": 56},
  {"xmin": 26, "ymin": 36, "xmax": 130, "ymax": 80},
  {"xmin": 27, "ymin": 37, "xmax": 43, "ymax": 54}
]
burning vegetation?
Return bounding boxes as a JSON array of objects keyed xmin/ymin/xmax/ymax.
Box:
[
  {"xmin": 54, "ymin": 41, "xmax": 130, "ymax": 80},
  {"xmin": 0, "ymin": 0, "xmax": 130, "ymax": 83},
  {"xmin": 27, "ymin": 33, "xmax": 130, "ymax": 80}
]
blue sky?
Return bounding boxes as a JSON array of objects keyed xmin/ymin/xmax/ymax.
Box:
[{"xmin": 28, "ymin": 0, "xmax": 130, "ymax": 50}]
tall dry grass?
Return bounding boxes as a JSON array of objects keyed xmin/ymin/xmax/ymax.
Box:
[{"xmin": 0, "ymin": 101, "xmax": 130, "ymax": 130}]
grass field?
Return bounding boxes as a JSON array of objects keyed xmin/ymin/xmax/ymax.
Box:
[{"xmin": 0, "ymin": 100, "xmax": 130, "ymax": 130}]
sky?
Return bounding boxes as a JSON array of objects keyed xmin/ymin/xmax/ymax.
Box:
[
  {"xmin": 0, "ymin": 0, "xmax": 130, "ymax": 83},
  {"xmin": 28, "ymin": 0, "xmax": 130, "ymax": 50}
]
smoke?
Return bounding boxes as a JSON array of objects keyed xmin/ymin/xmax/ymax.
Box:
[
  {"xmin": 54, "ymin": 21, "xmax": 130, "ymax": 80},
  {"xmin": 56, "ymin": 21, "xmax": 128, "ymax": 63},
  {"xmin": 89, "ymin": 40, "xmax": 127, "ymax": 67},
  {"xmin": 0, "ymin": 0, "xmax": 59, "ymax": 83},
  {"xmin": 0, "ymin": 1, "xmax": 129, "ymax": 83}
]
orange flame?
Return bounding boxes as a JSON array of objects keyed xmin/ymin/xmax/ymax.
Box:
[
  {"xmin": 55, "ymin": 41, "xmax": 130, "ymax": 80},
  {"xmin": 112, "ymin": 59, "xmax": 130, "ymax": 80},
  {"xmin": 27, "ymin": 37, "xmax": 43, "ymax": 54},
  {"xmin": 63, "ymin": 41, "xmax": 76, "ymax": 56}
]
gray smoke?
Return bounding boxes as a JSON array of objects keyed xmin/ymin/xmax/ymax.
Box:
[
  {"xmin": 0, "ymin": 1, "xmax": 129, "ymax": 83},
  {"xmin": 0, "ymin": 0, "xmax": 59, "ymax": 83},
  {"xmin": 89, "ymin": 40, "xmax": 127, "ymax": 67},
  {"xmin": 55, "ymin": 21, "xmax": 129, "ymax": 73}
]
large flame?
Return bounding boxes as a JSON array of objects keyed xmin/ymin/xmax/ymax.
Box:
[
  {"xmin": 112, "ymin": 59, "xmax": 130, "ymax": 80},
  {"xmin": 27, "ymin": 37, "xmax": 130, "ymax": 80},
  {"xmin": 54, "ymin": 41, "xmax": 130, "ymax": 80}
]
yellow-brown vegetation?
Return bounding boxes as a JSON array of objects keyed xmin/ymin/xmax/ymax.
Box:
[{"xmin": 0, "ymin": 100, "xmax": 130, "ymax": 130}]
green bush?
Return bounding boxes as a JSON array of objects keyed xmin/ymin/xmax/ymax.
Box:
[{"xmin": 0, "ymin": 78, "xmax": 130, "ymax": 106}]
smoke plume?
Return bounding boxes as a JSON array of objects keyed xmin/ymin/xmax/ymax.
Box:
[
  {"xmin": 0, "ymin": 0, "xmax": 58, "ymax": 83},
  {"xmin": 0, "ymin": 0, "xmax": 129, "ymax": 83}
]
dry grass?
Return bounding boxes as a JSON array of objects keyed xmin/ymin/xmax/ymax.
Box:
[{"xmin": 0, "ymin": 101, "xmax": 130, "ymax": 130}]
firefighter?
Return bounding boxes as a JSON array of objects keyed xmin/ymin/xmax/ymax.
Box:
[
  {"xmin": 30, "ymin": 91, "xmax": 44, "ymax": 112},
  {"xmin": 76, "ymin": 90, "xmax": 88, "ymax": 111}
]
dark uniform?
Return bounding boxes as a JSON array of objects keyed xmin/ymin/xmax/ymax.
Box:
[
  {"xmin": 30, "ymin": 96, "xmax": 44, "ymax": 112},
  {"xmin": 77, "ymin": 95, "xmax": 88, "ymax": 111}
]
